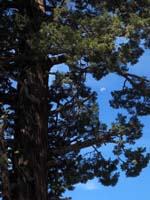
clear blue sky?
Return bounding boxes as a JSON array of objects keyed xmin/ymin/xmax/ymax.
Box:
[{"xmin": 64, "ymin": 50, "xmax": 150, "ymax": 200}]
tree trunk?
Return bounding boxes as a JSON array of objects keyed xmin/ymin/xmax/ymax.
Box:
[
  {"xmin": 11, "ymin": 1, "xmax": 48, "ymax": 199},
  {"xmin": 12, "ymin": 66, "xmax": 48, "ymax": 200}
]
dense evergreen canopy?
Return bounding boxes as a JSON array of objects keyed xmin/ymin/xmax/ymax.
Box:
[{"xmin": 0, "ymin": 0, "xmax": 150, "ymax": 200}]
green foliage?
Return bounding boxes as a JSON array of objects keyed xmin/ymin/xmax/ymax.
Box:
[{"xmin": 0, "ymin": 0, "xmax": 150, "ymax": 199}]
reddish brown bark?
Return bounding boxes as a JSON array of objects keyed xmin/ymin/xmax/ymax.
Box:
[
  {"xmin": 12, "ymin": 66, "xmax": 48, "ymax": 200},
  {"xmin": 35, "ymin": 0, "xmax": 46, "ymax": 12}
]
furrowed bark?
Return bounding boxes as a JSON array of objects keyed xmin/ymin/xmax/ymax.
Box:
[
  {"xmin": 13, "ymin": 66, "xmax": 48, "ymax": 200},
  {"xmin": 11, "ymin": 1, "xmax": 49, "ymax": 199}
]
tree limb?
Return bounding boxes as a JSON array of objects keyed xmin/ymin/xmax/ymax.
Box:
[
  {"xmin": 46, "ymin": 54, "xmax": 67, "ymax": 67},
  {"xmin": 117, "ymin": 68, "xmax": 149, "ymax": 88},
  {"xmin": 0, "ymin": 92, "xmax": 16, "ymax": 105},
  {"xmin": 50, "ymin": 132, "xmax": 115, "ymax": 155}
]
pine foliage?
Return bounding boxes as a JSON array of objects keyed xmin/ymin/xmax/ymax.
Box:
[{"xmin": 0, "ymin": 0, "xmax": 150, "ymax": 199}]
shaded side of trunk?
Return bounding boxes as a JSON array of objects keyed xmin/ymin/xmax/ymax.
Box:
[
  {"xmin": 12, "ymin": 66, "xmax": 48, "ymax": 200},
  {"xmin": 12, "ymin": 1, "xmax": 48, "ymax": 199}
]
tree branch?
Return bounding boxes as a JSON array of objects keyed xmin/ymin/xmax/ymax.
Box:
[
  {"xmin": 35, "ymin": 0, "xmax": 46, "ymax": 13},
  {"xmin": 46, "ymin": 54, "xmax": 67, "ymax": 66},
  {"xmin": 0, "ymin": 92, "xmax": 16, "ymax": 105},
  {"xmin": 117, "ymin": 68, "xmax": 149, "ymax": 88},
  {"xmin": 51, "ymin": 132, "xmax": 115, "ymax": 155},
  {"xmin": 0, "ymin": 66, "xmax": 18, "ymax": 81}
]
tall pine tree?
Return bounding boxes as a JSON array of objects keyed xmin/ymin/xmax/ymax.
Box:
[{"xmin": 0, "ymin": 0, "xmax": 150, "ymax": 200}]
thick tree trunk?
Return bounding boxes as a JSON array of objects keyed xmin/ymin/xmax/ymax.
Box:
[
  {"xmin": 8, "ymin": 1, "xmax": 49, "ymax": 199},
  {"xmin": 12, "ymin": 66, "xmax": 48, "ymax": 200}
]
